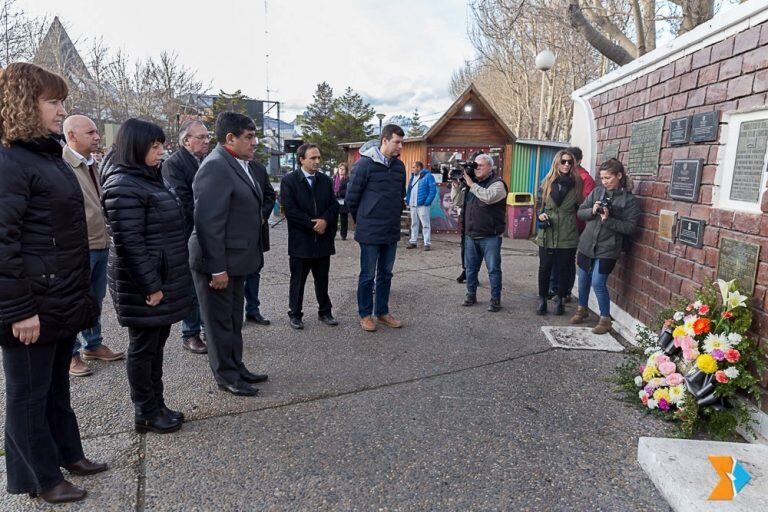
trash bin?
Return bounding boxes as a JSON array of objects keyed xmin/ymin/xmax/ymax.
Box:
[{"xmin": 506, "ymin": 192, "xmax": 533, "ymax": 239}]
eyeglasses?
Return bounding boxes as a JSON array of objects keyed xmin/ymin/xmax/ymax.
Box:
[
  {"xmin": 560, "ymin": 159, "xmax": 573, "ymax": 165},
  {"xmin": 189, "ymin": 134, "xmax": 211, "ymax": 141}
]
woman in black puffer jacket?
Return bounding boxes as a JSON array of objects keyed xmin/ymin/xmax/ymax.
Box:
[
  {"xmin": 0, "ymin": 63, "xmax": 104, "ymax": 504},
  {"xmin": 101, "ymin": 119, "xmax": 191, "ymax": 435}
]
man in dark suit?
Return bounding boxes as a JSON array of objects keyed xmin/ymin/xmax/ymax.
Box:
[
  {"xmin": 188, "ymin": 112, "xmax": 268, "ymax": 397},
  {"xmin": 162, "ymin": 120, "xmax": 210, "ymax": 354},
  {"xmin": 244, "ymin": 160, "xmax": 276, "ymax": 325},
  {"xmin": 280, "ymin": 143, "xmax": 340, "ymax": 330}
]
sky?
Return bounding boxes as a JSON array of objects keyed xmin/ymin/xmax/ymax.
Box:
[{"xmin": 19, "ymin": 0, "xmax": 476, "ymax": 125}]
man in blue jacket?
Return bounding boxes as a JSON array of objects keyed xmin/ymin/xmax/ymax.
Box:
[
  {"xmin": 346, "ymin": 124, "xmax": 407, "ymax": 332},
  {"xmin": 405, "ymin": 161, "xmax": 437, "ymax": 251}
]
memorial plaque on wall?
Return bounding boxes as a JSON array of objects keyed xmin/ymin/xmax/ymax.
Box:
[
  {"xmin": 678, "ymin": 217, "xmax": 705, "ymax": 248},
  {"xmin": 690, "ymin": 111, "xmax": 719, "ymax": 142},
  {"xmin": 668, "ymin": 116, "xmax": 691, "ymax": 145},
  {"xmin": 628, "ymin": 116, "xmax": 664, "ymax": 176},
  {"xmin": 658, "ymin": 209, "xmax": 677, "ymax": 242},
  {"xmin": 716, "ymin": 238, "xmax": 760, "ymax": 295},
  {"xmin": 603, "ymin": 143, "xmax": 619, "ymax": 161},
  {"xmin": 669, "ymin": 159, "xmax": 703, "ymax": 202},
  {"xmin": 729, "ymin": 119, "xmax": 768, "ymax": 203}
]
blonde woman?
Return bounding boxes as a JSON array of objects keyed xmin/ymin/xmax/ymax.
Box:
[
  {"xmin": 0, "ymin": 62, "xmax": 105, "ymax": 504},
  {"xmin": 535, "ymin": 149, "xmax": 582, "ymax": 316}
]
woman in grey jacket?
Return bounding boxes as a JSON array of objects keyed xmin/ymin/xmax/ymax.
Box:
[{"xmin": 572, "ymin": 159, "xmax": 640, "ymax": 334}]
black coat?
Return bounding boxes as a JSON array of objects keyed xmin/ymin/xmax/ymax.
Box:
[
  {"xmin": 161, "ymin": 146, "xmax": 199, "ymax": 238},
  {"xmin": 0, "ymin": 136, "xmax": 97, "ymax": 346},
  {"xmin": 335, "ymin": 176, "xmax": 349, "ymax": 213},
  {"xmin": 280, "ymin": 170, "xmax": 339, "ymax": 259},
  {"xmin": 346, "ymin": 155, "xmax": 406, "ymax": 245},
  {"xmin": 251, "ymin": 161, "xmax": 276, "ymax": 253},
  {"xmin": 101, "ymin": 159, "xmax": 192, "ymax": 327}
]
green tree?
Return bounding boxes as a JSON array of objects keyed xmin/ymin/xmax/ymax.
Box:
[
  {"xmin": 407, "ymin": 108, "xmax": 426, "ymax": 137},
  {"xmin": 301, "ymin": 82, "xmax": 335, "ymax": 137},
  {"xmin": 209, "ymin": 89, "xmax": 269, "ymax": 165}
]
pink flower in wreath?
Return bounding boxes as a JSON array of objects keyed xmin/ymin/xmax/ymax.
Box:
[
  {"xmin": 725, "ymin": 349, "xmax": 741, "ymax": 363},
  {"xmin": 715, "ymin": 370, "xmax": 729, "ymax": 384},
  {"xmin": 711, "ymin": 349, "xmax": 725, "ymax": 361},
  {"xmin": 699, "ymin": 304, "xmax": 710, "ymax": 315},
  {"xmin": 641, "ymin": 394, "xmax": 648, "ymax": 406},
  {"xmin": 656, "ymin": 354, "xmax": 670, "ymax": 366},
  {"xmin": 658, "ymin": 398, "xmax": 670, "ymax": 411},
  {"xmin": 680, "ymin": 336, "xmax": 696, "ymax": 351},
  {"xmin": 659, "ymin": 361, "xmax": 677, "ymax": 376},
  {"xmin": 683, "ymin": 348, "xmax": 699, "ymax": 361},
  {"xmin": 639, "ymin": 364, "xmax": 646, "ymax": 374},
  {"xmin": 666, "ymin": 373, "xmax": 684, "ymax": 386}
]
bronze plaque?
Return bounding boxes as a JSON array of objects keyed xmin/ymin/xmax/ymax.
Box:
[
  {"xmin": 658, "ymin": 209, "xmax": 677, "ymax": 242},
  {"xmin": 729, "ymin": 119, "xmax": 768, "ymax": 203},
  {"xmin": 603, "ymin": 143, "xmax": 619, "ymax": 161},
  {"xmin": 628, "ymin": 116, "xmax": 664, "ymax": 176},
  {"xmin": 716, "ymin": 238, "xmax": 760, "ymax": 295}
]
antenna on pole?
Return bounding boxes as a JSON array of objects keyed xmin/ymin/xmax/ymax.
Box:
[{"xmin": 264, "ymin": 0, "xmax": 271, "ymax": 103}]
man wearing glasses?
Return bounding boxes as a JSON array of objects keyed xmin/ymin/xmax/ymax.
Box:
[
  {"xmin": 162, "ymin": 120, "xmax": 211, "ymax": 355},
  {"xmin": 455, "ymin": 153, "xmax": 507, "ymax": 312}
]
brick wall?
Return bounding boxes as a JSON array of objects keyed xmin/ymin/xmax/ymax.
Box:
[{"xmin": 588, "ymin": 21, "xmax": 768, "ymax": 408}]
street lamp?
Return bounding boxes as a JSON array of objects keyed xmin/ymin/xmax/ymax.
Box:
[
  {"xmin": 376, "ymin": 113, "xmax": 386, "ymax": 135},
  {"xmin": 535, "ymin": 50, "xmax": 556, "ymax": 139}
]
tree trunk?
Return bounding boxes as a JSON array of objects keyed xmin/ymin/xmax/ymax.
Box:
[{"xmin": 567, "ymin": 0, "xmax": 635, "ymax": 65}]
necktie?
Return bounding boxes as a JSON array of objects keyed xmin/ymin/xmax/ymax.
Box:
[
  {"xmin": 307, "ymin": 175, "xmax": 315, "ymax": 188},
  {"xmin": 87, "ymin": 164, "xmax": 100, "ymax": 196}
]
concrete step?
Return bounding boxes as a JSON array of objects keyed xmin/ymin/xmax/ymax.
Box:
[{"xmin": 637, "ymin": 436, "xmax": 768, "ymax": 511}]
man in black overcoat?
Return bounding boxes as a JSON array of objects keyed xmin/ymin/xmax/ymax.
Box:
[{"xmin": 279, "ymin": 143, "xmax": 340, "ymax": 330}]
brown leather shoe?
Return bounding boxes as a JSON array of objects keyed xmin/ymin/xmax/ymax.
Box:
[
  {"xmin": 30, "ymin": 479, "xmax": 86, "ymax": 503},
  {"xmin": 81, "ymin": 345, "xmax": 125, "ymax": 362},
  {"xmin": 64, "ymin": 458, "xmax": 108, "ymax": 476},
  {"xmin": 69, "ymin": 356, "xmax": 93, "ymax": 377},
  {"xmin": 360, "ymin": 316, "xmax": 377, "ymax": 332},
  {"xmin": 182, "ymin": 335, "xmax": 207, "ymax": 354},
  {"xmin": 376, "ymin": 314, "xmax": 403, "ymax": 328}
]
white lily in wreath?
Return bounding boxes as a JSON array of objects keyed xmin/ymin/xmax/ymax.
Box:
[{"xmin": 716, "ymin": 279, "xmax": 748, "ymax": 311}]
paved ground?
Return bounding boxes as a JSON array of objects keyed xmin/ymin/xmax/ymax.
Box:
[{"xmin": 0, "ymin": 224, "xmax": 673, "ymax": 511}]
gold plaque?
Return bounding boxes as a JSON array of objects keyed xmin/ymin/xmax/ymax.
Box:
[{"xmin": 658, "ymin": 209, "xmax": 677, "ymax": 242}]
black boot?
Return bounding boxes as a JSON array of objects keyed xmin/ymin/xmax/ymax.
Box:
[
  {"xmin": 456, "ymin": 270, "xmax": 466, "ymax": 283},
  {"xmin": 135, "ymin": 411, "xmax": 182, "ymax": 434},
  {"xmin": 536, "ymin": 297, "xmax": 547, "ymax": 315},
  {"xmin": 554, "ymin": 296, "xmax": 565, "ymax": 315}
]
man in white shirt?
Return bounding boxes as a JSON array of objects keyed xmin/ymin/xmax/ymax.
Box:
[{"xmin": 63, "ymin": 115, "xmax": 125, "ymax": 377}]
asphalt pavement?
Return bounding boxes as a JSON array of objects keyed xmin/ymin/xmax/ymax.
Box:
[{"xmin": 0, "ymin": 224, "xmax": 672, "ymax": 511}]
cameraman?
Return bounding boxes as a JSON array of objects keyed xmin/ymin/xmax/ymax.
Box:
[
  {"xmin": 453, "ymin": 153, "xmax": 507, "ymax": 312},
  {"xmin": 573, "ymin": 158, "xmax": 640, "ymax": 334}
]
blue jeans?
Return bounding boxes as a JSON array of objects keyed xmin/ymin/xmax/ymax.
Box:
[
  {"xmin": 464, "ymin": 236, "xmax": 502, "ymax": 300},
  {"xmin": 73, "ymin": 249, "xmax": 108, "ymax": 355},
  {"xmin": 181, "ymin": 280, "xmax": 203, "ymax": 340},
  {"xmin": 244, "ymin": 270, "xmax": 262, "ymax": 316},
  {"xmin": 577, "ymin": 258, "xmax": 611, "ymax": 317},
  {"xmin": 357, "ymin": 242, "xmax": 397, "ymax": 318}
]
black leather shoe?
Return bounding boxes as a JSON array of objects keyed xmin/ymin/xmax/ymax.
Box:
[
  {"xmin": 30, "ymin": 479, "xmax": 86, "ymax": 503},
  {"xmin": 462, "ymin": 293, "xmax": 477, "ymax": 306},
  {"xmin": 245, "ymin": 312, "xmax": 271, "ymax": 325},
  {"xmin": 63, "ymin": 458, "xmax": 108, "ymax": 476},
  {"xmin": 536, "ymin": 298, "xmax": 547, "ymax": 315},
  {"xmin": 487, "ymin": 299, "xmax": 501, "ymax": 312},
  {"xmin": 554, "ymin": 296, "xmax": 565, "ymax": 315},
  {"xmin": 456, "ymin": 271, "xmax": 466, "ymax": 283},
  {"xmin": 289, "ymin": 317, "xmax": 304, "ymax": 330},
  {"xmin": 135, "ymin": 412, "xmax": 182, "ymax": 434},
  {"xmin": 318, "ymin": 314, "xmax": 339, "ymax": 326},
  {"xmin": 182, "ymin": 335, "xmax": 207, "ymax": 354},
  {"xmin": 218, "ymin": 381, "xmax": 259, "ymax": 396},
  {"xmin": 160, "ymin": 405, "xmax": 185, "ymax": 423},
  {"xmin": 241, "ymin": 370, "xmax": 269, "ymax": 384}
]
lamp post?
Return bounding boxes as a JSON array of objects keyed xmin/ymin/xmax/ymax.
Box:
[
  {"xmin": 376, "ymin": 113, "xmax": 386, "ymax": 135},
  {"xmin": 535, "ymin": 50, "xmax": 556, "ymax": 140}
]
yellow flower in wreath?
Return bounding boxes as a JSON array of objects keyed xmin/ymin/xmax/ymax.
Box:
[
  {"xmin": 696, "ymin": 354, "xmax": 718, "ymax": 374},
  {"xmin": 672, "ymin": 325, "xmax": 687, "ymax": 338},
  {"xmin": 642, "ymin": 365, "xmax": 659, "ymax": 381}
]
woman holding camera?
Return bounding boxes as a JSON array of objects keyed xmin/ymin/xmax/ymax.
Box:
[
  {"xmin": 535, "ymin": 150, "xmax": 582, "ymax": 315},
  {"xmin": 334, "ymin": 163, "xmax": 350, "ymax": 240},
  {"xmin": 101, "ymin": 119, "xmax": 191, "ymax": 434},
  {"xmin": 572, "ymin": 158, "xmax": 640, "ymax": 334}
]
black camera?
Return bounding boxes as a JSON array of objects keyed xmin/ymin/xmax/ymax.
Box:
[
  {"xmin": 539, "ymin": 217, "xmax": 552, "ymax": 229},
  {"xmin": 448, "ymin": 160, "xmax": 478, "ymax": 182},
  {"xmin": 595, "ymin": 192, "xmax": 612, "ymax": 215}
]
